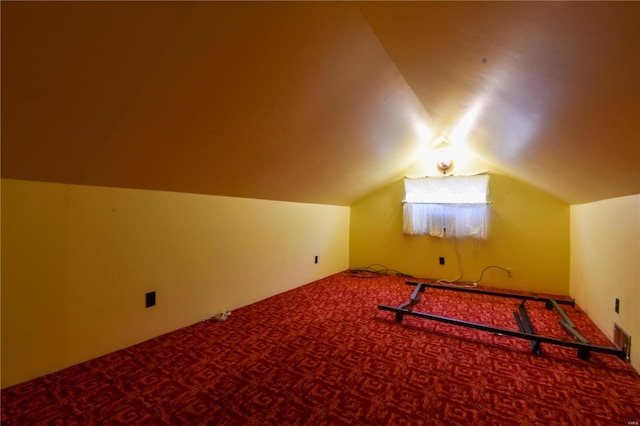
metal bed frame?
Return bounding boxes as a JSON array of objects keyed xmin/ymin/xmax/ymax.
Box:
[{"xmin": 378, "ymin": 281, "xmax": 629, "ymax": 361}]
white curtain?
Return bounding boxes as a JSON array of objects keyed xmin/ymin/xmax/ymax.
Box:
[{"xmin": 403, "ymin": 175, "xmax": 489, "ymax": 239}]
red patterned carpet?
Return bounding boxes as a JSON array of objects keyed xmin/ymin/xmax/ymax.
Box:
[{"xmin": 2, "ymin": 272, "xmax": 640, "ymax": 425}]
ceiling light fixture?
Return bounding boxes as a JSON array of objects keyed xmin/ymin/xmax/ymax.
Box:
[{"xmin": 432, "ymin": 137, "xmax": 453, "ymax": 174}]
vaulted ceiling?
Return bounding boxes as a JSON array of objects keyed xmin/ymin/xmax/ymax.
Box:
[{"xmin": 2, "ymin": 2, "xmax": 638, "ymax": 205}]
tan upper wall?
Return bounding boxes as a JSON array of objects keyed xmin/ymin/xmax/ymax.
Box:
[
  {"xmin": 1, "ymin": 179, "xmax": 350, "ymax": 388},
  {"xmin": 2, "ymin": 2, "xmax": 638, "ymax": 206},
  {"xmin": 350, "ymin": 172, "xmax": 570, "ymax": 295},
  {"xmin": 1, "ymin": 2, "xmax": 428, "ymax": 206}
]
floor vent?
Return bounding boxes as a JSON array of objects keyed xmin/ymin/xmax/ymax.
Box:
[{"xmin": 613, "ymin": 323, "xmax": 631, "ymax": 362}]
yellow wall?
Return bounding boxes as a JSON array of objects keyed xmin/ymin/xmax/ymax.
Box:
[
  {"xmin": 350, "ymin": 173, "xmax": 570, "ymax": 294},
  {"xmin": 570, "ymin": 195, "xmax": 639, "ymax": 371},
  {"xmin": 1, "ymin": 179, "xmax": 350, "ymax": 388}
]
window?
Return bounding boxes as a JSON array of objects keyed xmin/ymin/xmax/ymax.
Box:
[{"xmin": 403, "ymin": 174, "xmax": 489, "ymax": 239}]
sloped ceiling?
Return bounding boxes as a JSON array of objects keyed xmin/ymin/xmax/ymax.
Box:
[{"xmin": 2, "ymin": 2, "xmax": 638, "ymax": 205}]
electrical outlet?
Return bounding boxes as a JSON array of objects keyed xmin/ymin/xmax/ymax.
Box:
[
  {"xmin": 439, "ymin": 257, "xmax": 445, "ymax": 265},
  {"xmin": 146, "ymin": 291, "xmax": 156, "ymax": 308},
  {"xmin": 615, "ymin": 298, "xmax": 620, "ymax": 314}
]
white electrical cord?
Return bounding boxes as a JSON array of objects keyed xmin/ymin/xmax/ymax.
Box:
[
  {"xmin": 435, "ymin": 239, "xmax": 512, "ymax": 288},
  {"xmin": 436, "ymin": 238, "xmax": 465, "ymax": 285},
  {"xmin": 473, "ymin": 265, "xmax": 512, "ymax": 284}
]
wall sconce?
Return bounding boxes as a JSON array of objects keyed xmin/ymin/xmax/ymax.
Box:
[{"xmin": 433, "ymin": 138, "xmax": 454, "ymax": 174}]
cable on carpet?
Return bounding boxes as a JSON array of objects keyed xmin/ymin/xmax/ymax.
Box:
[
  {"xmin": 348, "ymin": 264, "xmax": 414, "ymax": 278},
  {"xmin": 433, "ymin": 239, "xmax": 512, "ymax": 288},
  {"xmin": 435, "ymin": 238, "xmax": 467, "ymax": 286}
]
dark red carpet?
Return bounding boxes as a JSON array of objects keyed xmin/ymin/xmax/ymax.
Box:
[{"xmin": 2, "ymin": 272, "xmax": 640, "ymax": 425}]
